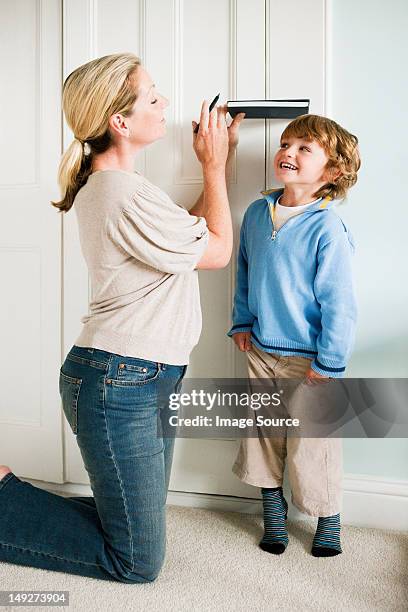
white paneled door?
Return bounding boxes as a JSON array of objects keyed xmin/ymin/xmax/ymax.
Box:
[
  {"xmin": 62, "ymin": 0, "xmax": 268, "ymax": 494},
  {"xmin": 63, "ymin": 0, "xmax": 326, "ymax": 496},
  {"xmin": 0, "ymin": 0, "xmax": 63, "ymax": 482},
  {"xmin": 1, "ymin": 0, "xmax": 325, "ymax": 494}
]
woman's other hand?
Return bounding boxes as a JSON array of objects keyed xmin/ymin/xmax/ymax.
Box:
[
  {"xmin": 224, "ymin": 106, "xmax": 245, "ymax": 152},
  {"xmin": 232, "ymin": 331, "xmax": 252, "ymax": 352}
]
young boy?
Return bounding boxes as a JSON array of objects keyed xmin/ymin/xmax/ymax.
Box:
[{"xmin": 227, "ymin": 114, "xmax": 361, "ymax": 557}]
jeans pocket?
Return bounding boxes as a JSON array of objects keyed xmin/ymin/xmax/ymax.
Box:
[
  {"xmin": 59, "ymin": 369, "xmax": 83, "ymax": 435},
  {"xmin": 112, "ymin": 358, "xmax": 160, "ymax": 386}
]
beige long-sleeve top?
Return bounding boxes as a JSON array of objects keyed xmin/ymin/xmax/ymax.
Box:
[{"xmin": 73, "ymin": 169, "xmax": 209, "ymax": 365}]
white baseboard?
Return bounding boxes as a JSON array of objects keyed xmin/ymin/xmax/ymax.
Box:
[
  {"xmin": 341, "ymin": 474, "xmax": 408, "ymax": 531},
  {"xmin": 22, "ymin": 473, "xmax": 408, "ymax": 532},
  {"xmin": 167, "ymin": 475, "xmax": 408, "ymax": 531}
]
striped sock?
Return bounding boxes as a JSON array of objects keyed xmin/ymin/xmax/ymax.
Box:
[
  {"xmin": 312, "ymin": 513, "xmax": 342, "ymax": 557},
  {"xmin": 259, "ymin": 487, "xmax": 289, "ymax": 555}
]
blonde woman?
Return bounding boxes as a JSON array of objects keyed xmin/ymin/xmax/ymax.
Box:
[{"xmin": 0, "ymin": 53, "xmax": 244, "ymax": 583}]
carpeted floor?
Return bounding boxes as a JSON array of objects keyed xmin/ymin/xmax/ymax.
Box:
[{"xmin": 0, "ymin": 503, "xmax": 407, "ymax": 611}]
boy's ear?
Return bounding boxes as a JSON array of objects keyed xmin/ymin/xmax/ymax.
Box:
[{"xmin": 324, "ymin": 166, "xmax": 342, "ymax": 182}]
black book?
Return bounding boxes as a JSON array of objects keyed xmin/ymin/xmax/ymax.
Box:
[{"xmin": 227, "ymin": 99, "xmax": 310, "ymax": 119}]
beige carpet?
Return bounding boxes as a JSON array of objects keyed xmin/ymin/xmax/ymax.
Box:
[{"xmin": 0, "ymin": 503, "xmax": 407, "ymax": 611}]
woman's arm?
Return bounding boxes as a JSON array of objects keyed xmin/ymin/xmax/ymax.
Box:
[
  {"xmin": 189, "ymin": 107, "xmax": 244, "ymax": 219},
  {"xmin": 189, "ymin": 148, "xmax": 236, "ymax": 217},
  {"xmin": 186, "ymin": 102, "xmax": 230, "ymax": 270},
  {"xmin": 195, "ymin": 163, "xmax": 231, "ymax": 269}
]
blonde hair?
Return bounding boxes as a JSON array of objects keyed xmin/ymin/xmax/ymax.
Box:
[
  {"xmin": 51, "ymin": 53, "xmax": 141, "ymax": 213},
  {"xmin": 280, "ymin": 114, "xmax": 361, "ymax": 201}
]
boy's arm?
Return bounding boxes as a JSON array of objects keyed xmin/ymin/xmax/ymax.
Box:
[
  {"xmin": 227, "ymin": 213, "xmax": 255, "ymax": 336},
  {"xmin": 311, "ymin": 226, "xmax": 357, "ymax": 378}
]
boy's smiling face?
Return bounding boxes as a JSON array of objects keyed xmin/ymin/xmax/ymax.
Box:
[{"xmin": 274, "ymin": 135, "xmax": 334, "ymax": 191}]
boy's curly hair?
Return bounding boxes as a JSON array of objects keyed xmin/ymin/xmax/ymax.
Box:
[{"xmin": 280, "ymin": 114, "xmax": 361, "ymax": 201}]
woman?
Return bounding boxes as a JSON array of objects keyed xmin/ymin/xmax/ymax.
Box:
[{"xmin": 0, "ymin": 53, "xmax": 244, "ymax": 583}]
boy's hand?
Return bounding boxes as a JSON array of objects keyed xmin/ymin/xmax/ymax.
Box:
[
  {"xmin": 233, "ymin": 331, "xmax": 252, "ymax": 352},
  {"xmin": 305, "ymin": 367, "xmax": 330, "ymax": 385}
]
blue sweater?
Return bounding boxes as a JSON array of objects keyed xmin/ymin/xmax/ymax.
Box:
[{"xmin": 227, "ymin": 188, "xmax": 357, "ymax": 377}]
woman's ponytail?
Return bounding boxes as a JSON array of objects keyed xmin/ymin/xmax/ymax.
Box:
[{"xmin": 51, "ymin": 138, "xmax": 89, "ymax": 213}]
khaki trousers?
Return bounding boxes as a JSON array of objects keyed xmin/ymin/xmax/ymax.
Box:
[{"xmin": 232, "ymin": 344, "xmax": 342, "ymax": 517}]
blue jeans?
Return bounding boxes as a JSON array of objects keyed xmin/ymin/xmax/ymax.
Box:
[{"xmin": 0, "ymin": 346, "xmax": 186, "ymax": 583}]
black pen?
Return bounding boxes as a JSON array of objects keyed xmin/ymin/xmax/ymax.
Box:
[{"xmin": 194, "ymin": 93, "xmax": 220, "ymax": 133}]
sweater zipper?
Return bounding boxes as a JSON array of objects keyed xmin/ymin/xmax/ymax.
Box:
[
  {"xmin": 268, "ymin": 196, "xmax": 332, "ymax": 241},
  {"xmin": 269, "ymin": 202, "xmax": 305, "ymax": 241},
  {"xmin": 269, "ymin": 202, "xmax": 277, "ymax": 240}
]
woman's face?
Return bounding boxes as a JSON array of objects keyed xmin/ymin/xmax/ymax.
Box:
[{"xmin": 112, "ymin": 67, "xmax": 169, "ymax": 148}]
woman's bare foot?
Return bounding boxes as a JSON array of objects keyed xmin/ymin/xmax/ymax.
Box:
[{"xmin": 0, "ymin": 465, "xmax": 12, "ymax": 481}]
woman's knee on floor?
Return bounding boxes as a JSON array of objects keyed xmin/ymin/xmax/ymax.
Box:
[
  {"xmin": 112, "ymin": 538, "xmax": 166, "ymax": 584},
  {"xmin": 115, "ymin": 554, "xmax": 165, "ymax": 584}
]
